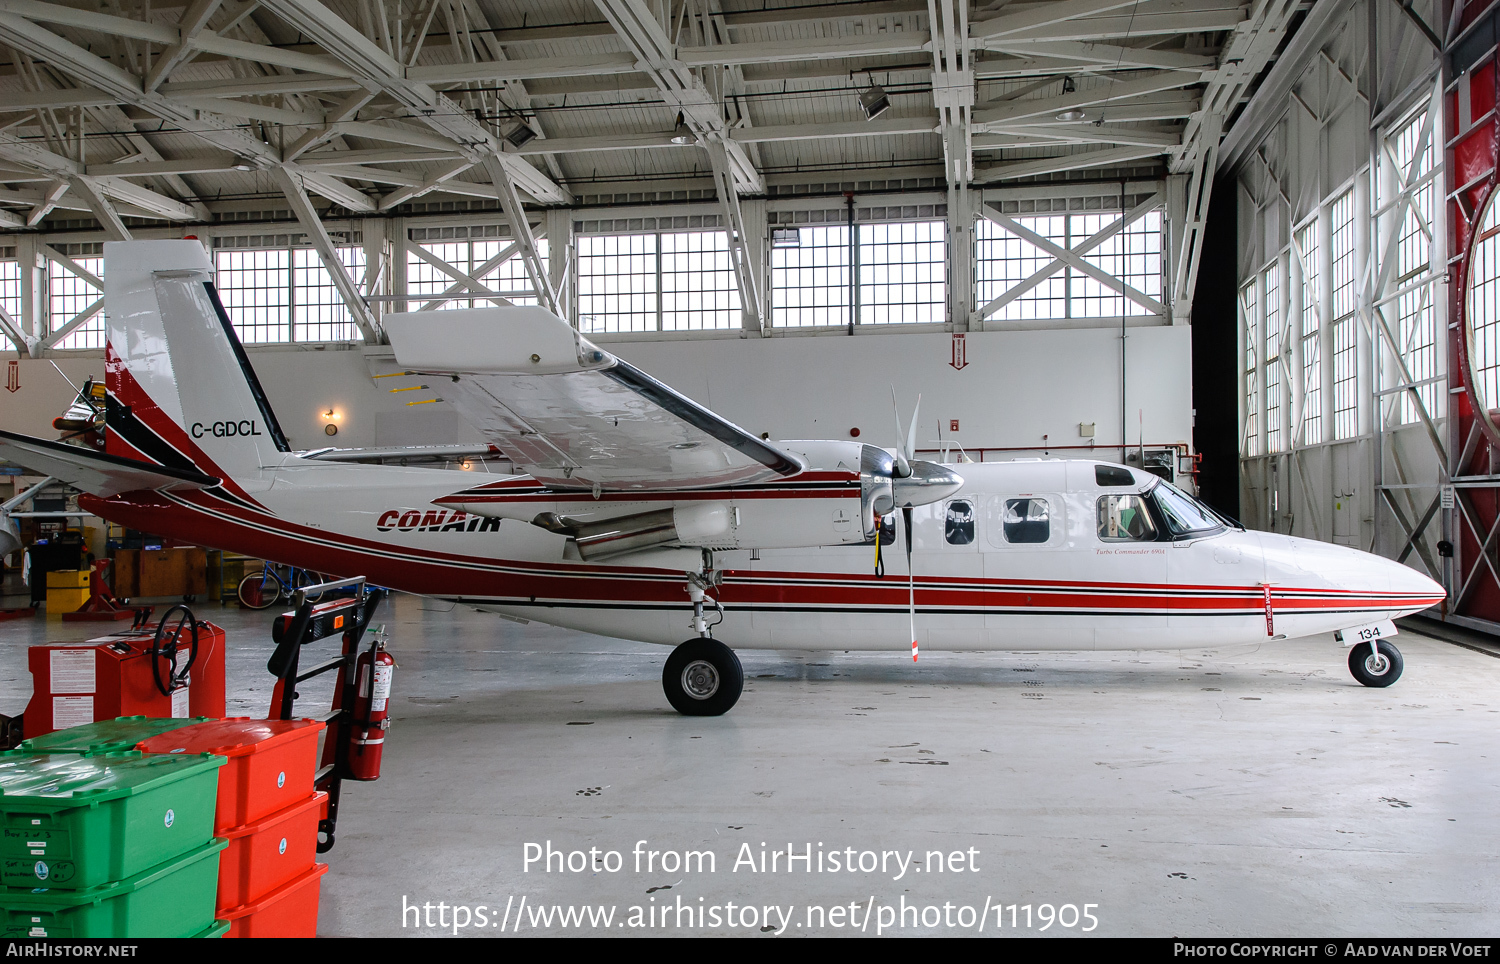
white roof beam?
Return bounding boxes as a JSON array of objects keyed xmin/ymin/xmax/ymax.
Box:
[
  {"xmin": 407, "ymin": 52, "xmax": 639, "ymax": 84},
  {"xmin": 0, "ymin": 12, "xmax": 376, "ymax": 213},
  {"xmin": 974, "ymin": 73, "xmax": 1201, "ymax": 126},
  {"xmin": 676, "ymin": 33, "xmax": 931, "ymax": 66},
  {"xmin": 976, "ymin": 144, "xmax": 1168, "ymax": 182},
  {"xmin": 977, "ymin": 3, "xmax": 1247, "ymax": 45},
  {"xmin": 592, "ymin": 0, "xmax": 763, "ymax": 194},
  {"xmin": 64, "ymin": 175, "xmax": 130, "ymax": 239},
  {"xmin": 985, "ymin": 40, "xmax": 1217, "ymax": 72},
  {"xmin": 0, "ymin": 132, "xmax": 197, "ymax": 221},
  {"xmin": 271, "ymin": 166, "xmax": 382, "ymax": 344},
  {"xmin": 971, "ymin": 0, "xmax": 1146, "ymax": 41},
  {"xmin": 0, "ymin": 0, "xmax": 357, "ymax": 76},
  {"xmin": 981, "ymin": 122, "xmax": 1183, "ymax": 147},
  {"xmin": 257, "ymin": 0, "xmax": 570, "ymax": 204},
  {"xmin": 143, "ymin": 0, "xmax": 222, "ymax": 92}
]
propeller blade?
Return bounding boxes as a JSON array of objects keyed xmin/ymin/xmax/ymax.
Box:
[
  {"xmin": 903, "ymin": 505, "xmax": 916, "ymax": 662},
  {"xmin": 890, "ymin": 387, "xmax": 911, "ymax": 478},
  {"xmin": 905, "ymin": 394, "xmax": 922, "ymax": 468}
]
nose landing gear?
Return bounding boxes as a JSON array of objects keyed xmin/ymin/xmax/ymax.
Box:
[
  {"xmin": 1348, "ymin": 639, "xmax": 1403, "ymax": 687},
  {"xmin": 662, "ymin": 573, "xmax": 742, "ymax": 716}
]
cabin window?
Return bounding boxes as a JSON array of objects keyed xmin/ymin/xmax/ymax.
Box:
[
  {"xmin": 1095, "ymin": 465, "xmax": 1135, "ymax": 486},
  {"xmin": 1096, "ymin": 494, "xmax": 1157, "ymax": 542},
  {"xmin": 1003, "ymin": 498, "xmax": 1050, "ymax": 544},
  {"xmin": 945, "ymin": 500, "xmax": 975, "ymax": 545}
]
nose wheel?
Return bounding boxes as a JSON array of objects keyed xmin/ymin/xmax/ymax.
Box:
[
  {"xmin": 663, "ymin": 639, "xmax": 743, "ymax": 716},
  {"xmin": 1348, "ymin": 639, "xmax": 1403, "ymax": 687}
]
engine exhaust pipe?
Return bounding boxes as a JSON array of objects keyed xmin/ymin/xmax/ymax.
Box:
[{"xmin": 542, "ymin": 503, "xmax": 733, "ymax": 561}]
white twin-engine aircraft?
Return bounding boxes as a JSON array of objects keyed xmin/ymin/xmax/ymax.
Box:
[{"xmin": 0, "ymin": 241, "xmax": 1445, "ymax": 715}]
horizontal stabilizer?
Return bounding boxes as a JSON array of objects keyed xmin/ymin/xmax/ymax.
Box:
[{"xmin": 0, "ymin": 429, "xmax": 220, "ymax": 498}]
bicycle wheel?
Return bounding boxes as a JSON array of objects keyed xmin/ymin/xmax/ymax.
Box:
[
  {"xmin": 293, "ymin": 568, "xmax": 326, "ymax": 603},
  {"xmin": 237, "ymin": 570, "xmax": 279, "ymax": 609}
]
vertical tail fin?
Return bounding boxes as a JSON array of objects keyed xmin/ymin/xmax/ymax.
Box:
[{"xmin": 104, "ymin": 240, "xmax": 289, "ymax": 485}]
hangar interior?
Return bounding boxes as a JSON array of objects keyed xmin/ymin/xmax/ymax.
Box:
[{"xmin": 0, "ymin": 0, "xmax": 1495, "ymax": 939}]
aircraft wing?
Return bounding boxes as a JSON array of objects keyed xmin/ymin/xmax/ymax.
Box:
[
  {"xmin": 383, "ymin": 307, "xmax": 805, "ymax": 491},
  {"xmin": 0, "ymin": 429, "xmax": 220, "ymax": 497}
]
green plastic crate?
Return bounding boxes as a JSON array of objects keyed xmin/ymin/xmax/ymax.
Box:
[
  {"xmin": 0, "ymin": 837, "xmax": 227, "ymax": 938},
  {"xmin": 17, "ymin": 717, "xmax": 214, "ymax": 756},
  {"xmin": 0, "ymin": 752, "xmax": 224, "ymax": 889}
]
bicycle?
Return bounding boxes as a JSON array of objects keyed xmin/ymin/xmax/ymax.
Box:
[{"xmin": 236, "ymin": 561, "xmax": 327, "ymax": 610}]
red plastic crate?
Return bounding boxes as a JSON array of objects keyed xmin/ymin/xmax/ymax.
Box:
[
  {"xmin": 219, "ymin": 862, "xmax": 330, "ymax": 939},
  {"xmin": 135, "ymin": 717, "xmax": 324, "ymax": 831},
  {"xmin": 216, "ymin": 791, "xmax": 324, "ymax": 912}
]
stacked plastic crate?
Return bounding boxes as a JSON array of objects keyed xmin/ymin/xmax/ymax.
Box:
[
  {"xmin": 136, "ymin": 718, "xmax": 327, "ymax": 937},
  {"xmin": 0, "ymin": 738, "xmax": 229, "ymax": 938}
]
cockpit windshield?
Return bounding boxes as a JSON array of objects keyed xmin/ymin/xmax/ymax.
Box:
[{"xmin": 1148, "ymin": 480, "xmax": 1225, "ymax": 538}]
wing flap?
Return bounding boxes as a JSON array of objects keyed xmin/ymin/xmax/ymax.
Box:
[
  {"xmin": 0, "ymin": 429, "xmax": 220, "ymax": 497},
  {"xmin": 384, "ymin": 308, "xmax": 803, "ymax": 491}
]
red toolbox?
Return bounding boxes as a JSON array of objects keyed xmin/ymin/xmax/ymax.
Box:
[
  {"xmin": 218, "ymin": 862, "xmax": 330, "ymax": 939},
  {"xmin": 135, "ymin": 718, "xmax": 324, "ymax": 831},
  {"xmin": 23, "ymin": 621, "xmax": 227, "ymax": 738},
  {"xmin": 214, "ymin": 791, "xmax": 325, "ymax": 912}
]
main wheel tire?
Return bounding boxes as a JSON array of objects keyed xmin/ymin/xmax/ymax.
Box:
[
  {"xmin": 1349, "ymin": 639, "xmax": 1403, "ymax": 687},
  {"xmin": 236, "ymin": 572, "xmax": 278, "ymax": 610},
  {"xmin": 662, "ymin": 639, "xmax": 743, "ymax": 716}
]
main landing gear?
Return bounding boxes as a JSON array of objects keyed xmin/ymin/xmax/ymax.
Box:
[
  {"xmin": 1348, "ymin": 639, "xmax": 1403, "ymax": 687},
  {"xmin": 662, "ymin": 573, "xmax": 743, "ymax": 716}
]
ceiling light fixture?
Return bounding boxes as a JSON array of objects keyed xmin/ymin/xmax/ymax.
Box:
[
  {"xmin": 859, "ymin": 83, "xmax": 891, "ymax": 120},
  {"xmin": 505, "ymin": 123, "xmax": 537, "ymax": 149},
  {"xmin": 1056, "ymin": 109, "xmax": 1088, "ymax": 122},
  {"xmin": 670, "ymin": 113, "xmax": 694, "ymax": 145},
  {"xmin": 231, "ymin": 159, "xmax": 253, "ymax": 172}
]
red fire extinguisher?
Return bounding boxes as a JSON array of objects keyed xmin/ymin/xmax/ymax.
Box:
[{"xmin": 347, "ymin": 641, "xmax": 393, "ymax": 781}]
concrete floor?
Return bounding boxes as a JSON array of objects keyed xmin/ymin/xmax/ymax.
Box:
[{"xmin": 1, "ymin": 584, "xmax": 1497, "ymax": 937}]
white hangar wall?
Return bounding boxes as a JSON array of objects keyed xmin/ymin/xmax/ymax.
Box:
[
  {"xmin": 1, "ymin": 324, "xmax": 1191, "ymax": 468},
  {"xmin": 1226, "ymin": 0, "xmax": 1444, "ymax": 561}
]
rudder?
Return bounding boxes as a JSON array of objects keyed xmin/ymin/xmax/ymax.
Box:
[{"xmin": 104, "ymin": 239, "xmax": 289, "ymax": 484}]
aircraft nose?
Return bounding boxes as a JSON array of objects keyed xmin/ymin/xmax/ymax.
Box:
[{"xmin": 1383, "ymin": 555, "xmax": 1445, "ymax": 605}]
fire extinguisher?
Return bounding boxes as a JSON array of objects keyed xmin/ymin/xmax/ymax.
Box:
[{"xmin": 347, "ymin": 640, "xmax": 393, "ymax": 781}]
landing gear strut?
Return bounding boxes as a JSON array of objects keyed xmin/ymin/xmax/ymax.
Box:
[
  {"xmin": 1349, "ymin": 639, "xmax": 1403, "ymax": 687},
  {"xmin": 662, "ymin": 573, "xmax": 742, "ymax": 716}
]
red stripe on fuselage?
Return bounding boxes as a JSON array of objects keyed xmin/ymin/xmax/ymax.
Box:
[{"xmin": 76, "ymin": 490, "xmax": 1444, "ymax": 617}]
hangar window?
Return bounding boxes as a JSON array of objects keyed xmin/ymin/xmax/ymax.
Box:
[
  {"xmin": 1242, "ymin": 281, "xmax": 1259, "ymax": 456},
  {"xmin": 1263, "ymin": 260, "xmax": 1283, "ymax": 454},
  {"xmin": 0, "ymin": 259, "xmax": 20, "ymax": 352},
  {"xmin": 1003, "ymin": 498, "xmax": 1050, "ymax": 544},
  {"xmin": 1379, "ymin": 105, "xmax": 1441, "ymax": 426},
  {"xmin": 215, "ymin": 245, "xmax": 365, "ymax": 344},
  {"xmin": 49, "ymin": 254, "xmax": 104, "ymax": 351},
  {"xmin": 770, "ymin": 220, "xmax": 947, "ymax": 327},
  {"xmin": 944, "ymin": 500, "xmax": 975, "ymax": 545},
  {"xmin": 1294, "ymin": 219, "xmax": 1321, "ymax": 445},
  {"xmin": 1096, "ymin": 494, "xmax": 1156, "ymax": 542},
  {"xmin": 1468, "ymin": 188, "xmax": 1500, "ymax": 416},
  {"xmin": 406, "ymin": 236, "xmax": 547, "ymax": 311},
  {"xmin": 975, "ymin": 207, "xmax": 1163, "ymax": 323},
  {"xmin": 770, "ymin": 224, "xmax": 851, "ymax": 327},
  {"xmin": 1330, "ymin": 189, "xmax": 1359, "ymax": 439},
  {"xmin": 859, "ymin": 221, "xmax": 946, "ymax": 325},
  {"xmin": 577, "ymin": 231, "xmax": 738, "ymax": 333}
]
